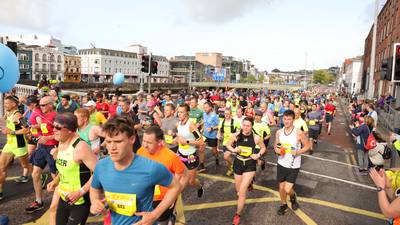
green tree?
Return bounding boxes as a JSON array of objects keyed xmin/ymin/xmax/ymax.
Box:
[
  {"xmin": 313, "ymin": 69, "xmax": 335, "ymax": 84},
  {"xmin": 258, "ymin": 74, "xmax": 265, "ymax": 83}
]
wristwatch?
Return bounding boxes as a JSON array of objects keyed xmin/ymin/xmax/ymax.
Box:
[
  {"xmin": 376, "ymin": 186, "xmax": 385, "ymax": 192},
  {"xmin": 11, "ymin": 131, "xmax": 16, "ymax": 135}
]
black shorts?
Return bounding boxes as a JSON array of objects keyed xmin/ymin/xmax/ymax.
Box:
[
  {"xmin": 205, "ymin": 137, "xmax": 218, "ymax": 148},
  {"xmin": 274, "ymin": 111, "xmax": 279, "ymax": 117},
  {"xmin": 153, "ymin": 200, "xmax": 175, "ymax": 222},
  {"xmin": 177, "ymin": 152, "xmax": 199, "ymax": 170},
  {"xmin": 169, "ymin": 146, "xmax": 179, "ymax": 153},
  {"xmin": 30, "ymin": 144, "xmax": 57, "ymax": 174},
  {"xmin": 309, "ymin": 129, "xmax": 319, "ymax": 139},
  {"xmin": 325, "ymin": 113, "xmax": 333, "ymax": 123},
  {"xmin": 233, "ymin": 157, "xmax": 257, "ymax": 175},
  {"xmin": 56, "ymin": 198, "xmax": 90, "ymax": 225},
  {"xmin": 277, "ymin": 164, "xmax": 300, "ymax": 184}
]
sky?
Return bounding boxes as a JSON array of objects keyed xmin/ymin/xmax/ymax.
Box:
[{"xmin": 0, "ymin": 0, "xmax": 387, "ymax": 71}]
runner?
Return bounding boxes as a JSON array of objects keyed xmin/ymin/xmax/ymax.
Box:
[
  {"xmin": 26, "ymin": 96, "xmax": 59, "ymax": 213},
  {"xmin": 160, "ymin": 103, "xmax": 179, "ymax": 153},
  {"xmin": 199, "ymin": 101, "xmax": 220, "ymax": 172},
  {"xmin": 84, "ymin": 100, "xmax": 107, "ymax": 126},
  {"xmin": 218, "ymin": 108, "xmax": 241, "ymax": 176},
  {"xmin": 306, "ymin": 104, "xmax": 323, "ymax": 154},
  {"xmin": 90, "ymin": 116, "xmax": 182, "ymax": 225},
  {"xmin": 293, "ymin": 108, "xmax": 309, "ymax": 137},
  {"xmin": 174, "ymin": 104, "xmax": 205, "ymax": 198},
  {"xmin": 137, "ymin": 126, "xmax": 189, "ymax": 225},
  {"xmin": 324, "ymin": 99, "xmax": 336, "ymax": 135},
  {"xmin": 226, "ymin": 117, "xmax": 266, "ymax": 225},
  {"xmin": 253, "ymin": 110, "xmax": 271, "ymax": 170},
  {"xmin": 46, "ymin": 113, "xmax": 98, "ymax": 225},
  {"xmin": 75, "ymin": 108, "xmax": 104, "ymax": 156},
  {"xmin": 274, "ymin": 110, "xmax": 311, "ymax": 215},
  {"xmin": 0, "ymin": 96, "xmax": 31, "ymax": 200}
]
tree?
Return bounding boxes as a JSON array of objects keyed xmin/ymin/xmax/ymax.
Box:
[
  {"xmin": 313, "ymin": 69, "xmax": 335, "ymax": 84},
  {"xmin": 258, "ymin": 74, "xmax": 265, "ymax": 83}
]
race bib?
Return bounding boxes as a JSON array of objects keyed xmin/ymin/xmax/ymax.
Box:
[
  {"xmin": 190, "ymin": 118, "xmax": 197, "ymax": 124},
  {"xmin": 309, "ymin": 120, "xmax": 316, "ymax": 126},
  {"xmin": 179, "ymin": 144, "xmax": 190, "ymax": 151},
  {"xmin": 31, "ymin": 128, "xmax": 38, "ymax": 135},
  {"xmin": 6, "ymin": 134, "xmax": 13, "ymax": 145},
  {"xmin": 105, "ymin": 191, "xmax": 137, "ymax": 216},
  {"xmin": 40, "ymin": 123, "xmax": 49, "ymax": 134},
  {"xmin": 164, "ymin": 135, "xmax": 173, "ymax": 144},
  {"xmin": 239, "ymin": 146, "xmax": 253, "ymax": 157},
  {"xmin": 154, "ymin": 185, "xmax": 161, "ymax": 197}
]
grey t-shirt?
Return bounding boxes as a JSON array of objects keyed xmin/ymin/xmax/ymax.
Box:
[
  {"xmin": 306, "ymin": 111, "xmax": 322, "ymax": 130},
  {"xmin": 138, "ymin": 101, "xmax": 148, "ymax": 121},
  {"xmin": 161, "ymin": 116, "xmax": 179, "ymax": 149}
]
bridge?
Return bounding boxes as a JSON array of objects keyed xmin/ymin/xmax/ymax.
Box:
[{"xmin": 190, "ymin": 82, "xmax": 302, "ymax": 91}]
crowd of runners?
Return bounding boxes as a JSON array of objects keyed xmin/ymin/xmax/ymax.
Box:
[{"xmin": 2, "ymin": 83, "xmax": 398, "ymax": 225}]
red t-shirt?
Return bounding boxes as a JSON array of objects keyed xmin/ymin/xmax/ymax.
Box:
[
  {"xmin": 108, "ymin": 103, "xmax": 118, "ymax": 118},
  {"xmin": 210, "ymin": 95, "xmax": 220, "ymax": 104},
  {"xmin": 245, "ymin": 108, "xmax": 255, "ymax": 118},
  {"xmin": 29, "ymin": 108, "xmax": 43, "ymax": 137},
  {"xmin": 325, "ymin": 104, "xmax": 336, "ymax": 114},
  {"xmin": 39, "ymin": 111, "xmax": 58, "ymax": 146},
  {"xmin": 96, "ymin": 101, "xmax": 109, "ymax": 118}
]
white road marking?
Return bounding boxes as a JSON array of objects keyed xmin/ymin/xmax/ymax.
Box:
[
  {"xmin": 266, "ymin": 162, "xmax": 375, "ymax": 190},
  {"xmin": 302, "ymin": 154, "xmax": 358, "ymax": 168}
]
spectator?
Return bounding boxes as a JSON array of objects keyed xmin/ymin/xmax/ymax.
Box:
[{"xmin": 351, "ymin": 116, "xmax": 375, "ymax": 175}]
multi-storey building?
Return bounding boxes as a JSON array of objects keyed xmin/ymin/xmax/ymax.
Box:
[
  {"xmin": 17, "ymin": 47, "xmax": 33, "ymax": 80},
  {"xmin": 78, "ymin": 48, "xmax": 140, "ymax": 83},
  {"xmin": 27, "ymin": 45, "xmax": 64, "ymax": 81},
  {"xmin": 362, "ymin": 0, "xmax": 400, "ymax": 101},
  {"xmin": 170, "ymin": 56, "xmax": 206, "ymax": 83},
  {"xmin": 64, "ymin": 55, "xmax": 81, "ymax": 83}
]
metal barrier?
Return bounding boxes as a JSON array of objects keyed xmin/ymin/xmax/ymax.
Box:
[
  {"xmin": 376, "ymin": 101, "xmax": 400, "ymax": 132},
  {"xmin": 0, "ymin": 84, "xmax": 87, "ymax": 117}
]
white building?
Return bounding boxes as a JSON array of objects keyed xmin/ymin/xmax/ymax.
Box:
[
  {"xmin": 151, "ymin": 55, "xmax": 170, "ymax": 83},
  {"xmin": 344, "ymin": 56, "xmax": 363, "ymax": 95},
  {"xmin": 25, "ymin": 45, "xmax": 64, "ymax": 81},
  {"xmin": 126, "ymin": 44, "xmax": 147, "ymax": 55},
  {"xmin": 78, "ymin": 48, "xmax": 140, "ymax": 83}
]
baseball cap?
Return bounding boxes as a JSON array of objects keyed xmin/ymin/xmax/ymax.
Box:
[{"xmin": 83, "ymin": 100, "xmax": 96, "ymax": 107}]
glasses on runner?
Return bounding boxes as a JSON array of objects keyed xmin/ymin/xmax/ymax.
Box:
[{"xmin": 53, "ymin": 123, "xmax": 65, "ymax": 131}]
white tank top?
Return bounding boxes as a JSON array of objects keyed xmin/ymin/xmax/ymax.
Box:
[
  {"xmin": 177, "ymin": 119, "xmax": 196, "ymax": 156},
  {"xmin": 277, "ymin": 127, "xmax": 302, "ymax": 169}
]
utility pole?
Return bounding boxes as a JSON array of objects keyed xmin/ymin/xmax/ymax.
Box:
[
  {"xmin": 304, "ymin": 52, "xmax": 308, "ymax": 90},
  {"xmin": 368, "ymin": 0, "xmax": 379, "ymax": 99}
]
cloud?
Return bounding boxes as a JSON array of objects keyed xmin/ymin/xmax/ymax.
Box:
[
  {"xmin": 0, "ymin": 0, "xmax": 50, "ymax": 31},
  {"xmin": 180, "ymin": 0, "xmax": 272, "ymax": 24},
  {"xmin": 361, "ymin": 0, "xmax": 388, "ymax": 24}
]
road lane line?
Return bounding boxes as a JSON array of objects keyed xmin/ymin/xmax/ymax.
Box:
[
  {"xmin": 183, "ymin": 197, "xmax": 280, "ymax": 211},
  {"xmin": 265, "ymin": 162, "xmax": 376, "ymax": 190},
  {"xmin": 198, "ymin": 173, "xmax": 385, "ymax": 221},
  {"xmin": 302, "ymin": 154, "xmax": 358, "ymax": 168}
]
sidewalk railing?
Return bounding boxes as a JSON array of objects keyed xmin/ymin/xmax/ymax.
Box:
[{"xmin": 376, "ymin": 101, "xmax": 400, "ymax": 132}]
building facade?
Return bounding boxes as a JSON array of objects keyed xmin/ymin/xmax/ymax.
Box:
[
  {"xmin": 79, "ymin": 48, "xmax": 140, "ymax": 83},
  {"xmin": 195, "ymin": 52, "xmax": 222, "ymax": 68},
  {"xmin": 27, "ymin": 46, "xmax": 64, "ymax": 81},
  {"xmin": 222, "ymin": 56, "xmax": 244, "ymax": 83},
  {"xmin": 170, "ymin": 56, "xmax": 206, "ymax": 83},
  {"xmin": 343, "ymin": 56, "xmax": 364, "ymax": 95},
  {"xmin": 363, "ymin": 0, "xmax": 400, "ymax": 101},
  {"xmin": 64, "ymin": 55, "xmax": 81, "ymax": 83},
  {"xmin": 17, "ymin": 48, "xmax": 32, "ymax": 80}
]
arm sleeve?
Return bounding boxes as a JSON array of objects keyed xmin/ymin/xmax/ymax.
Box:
[
  {"xmin": 151, "ymin": 161, "xmax": 173, "ymax": 187},
  {"xmin": 91, "ymin": 164, "xmax": 103, "ymax": 189}
]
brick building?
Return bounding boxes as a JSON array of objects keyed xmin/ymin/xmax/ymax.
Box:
[{"xmin": 363, "ymin": 0, "xmax": 400, "ymax": 100}]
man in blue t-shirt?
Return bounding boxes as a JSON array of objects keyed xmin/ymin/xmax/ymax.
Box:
[{"xmin": 90, "ymin": 117, "xmax": 182, "ymax": 225}]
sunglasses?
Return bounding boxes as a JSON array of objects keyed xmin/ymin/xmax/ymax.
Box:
[
  {"xmin": 53, "ymin": 124, "xmax": 65, "ymax": 130},
  {"xmin": 40, "ymin": 103, "xmax": 50, "ymax": 107}
]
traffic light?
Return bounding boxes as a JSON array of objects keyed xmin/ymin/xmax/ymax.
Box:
[
  {"xmin": 141, "ymin": 55, "xmax": 149, "ymax": 73},
  {"xmin": 150, "ymin": 60, "xmax": 158, "ymax": 75},
  {"xmin": 392, "ymin": 43, "xmax": 400, "ymax": 82}
]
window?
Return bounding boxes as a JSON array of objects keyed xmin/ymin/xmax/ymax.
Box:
[
  {"xmin": 50, "ymin": 54, "xmax": 55, "ymax": 62},
  {"xmin": 35, "ymin": 53, "xmax": 40, "ymax": 61},
  {"xmin": 42, "ymin": 54, "xmax": 47, "ymax": 61},
  {"xmin": 57, "ymin": 65, "xmax": 61, "ymax": 71}
]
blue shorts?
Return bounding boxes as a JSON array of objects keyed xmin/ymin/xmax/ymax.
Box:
[{"xmin": 30, "ymin": 144, "xmax": 57, "ymax": 174}]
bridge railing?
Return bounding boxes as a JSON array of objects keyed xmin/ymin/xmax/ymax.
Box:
[{"xmin": 190, "ymin": 82, "xmax": 302, "ymax": 90}]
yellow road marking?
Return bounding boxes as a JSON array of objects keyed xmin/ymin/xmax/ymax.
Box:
[
  {"xmin": 23, "ymin": 210, "xmax": 50, "ymax": 225},
  {"xmin": 184, "ymin": 197, "xmax": 280, "ymax": 211},
  {"xmin": 198, "ymin": 173, "xmax": 385, "ymax": 221},
  {"xmin": 299, "ymin": 197, "xmax": 386, "ymax": 220}
]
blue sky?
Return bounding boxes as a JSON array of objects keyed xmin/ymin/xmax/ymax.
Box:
[{"xmin": 0, "ymin": 0, "xmax": 385, "ymax": 71}]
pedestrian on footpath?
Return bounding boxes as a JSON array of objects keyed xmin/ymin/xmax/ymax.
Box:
[{"xmin": 351, "ymin": 116, "xmax": 375, "ymax": 175}]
